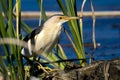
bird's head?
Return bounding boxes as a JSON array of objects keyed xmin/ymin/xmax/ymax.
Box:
[{"xmin": 44, "ymin": 15, "xmax": 80, "ymax": 27}]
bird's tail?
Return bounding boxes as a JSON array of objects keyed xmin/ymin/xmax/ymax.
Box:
[{"xmin": 21, "ymin": 48, "xmax": 33, "ymax": 57}]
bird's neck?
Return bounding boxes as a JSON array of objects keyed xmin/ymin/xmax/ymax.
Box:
[{"xmin": 43, "ymin": 22, "xmax": 62, "ymax": 30}]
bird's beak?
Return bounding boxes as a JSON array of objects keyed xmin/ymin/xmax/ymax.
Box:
[{"xmin": 63, "ymin": 16, "xmax": 80, "ymax": 21}]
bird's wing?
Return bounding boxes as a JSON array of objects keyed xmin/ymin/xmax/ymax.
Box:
[
  {"xmin": 23, "ymin": 25, "xmax": 43, "ymax": 42},
  {"xmin": 21, "ymin": 25, "xmax": 43, "ymax": 57}
]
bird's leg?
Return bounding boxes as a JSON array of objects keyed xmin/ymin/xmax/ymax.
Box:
[
  {"xmin": 34, "ymin": 61, "xmax": 49, "ymax": 74},
  {"xmin": 34, "ymin": 57, "xmax": 58, "ymax": 74},
  {"xmin": 31, "ymin": 53, "xmax": 50, "ymax": 74}
]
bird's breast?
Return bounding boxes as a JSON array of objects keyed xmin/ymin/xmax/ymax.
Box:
[
  {"xmin": 51, "ymin": 26, "xmax": 62, "ymax": 40},
  {"xmin": 35, "ymin": 25, "xmax": 62, "ymax": 53},
  {"xmin": 43, "ymin": 25, "xmax": 62, "ymax": 52}
]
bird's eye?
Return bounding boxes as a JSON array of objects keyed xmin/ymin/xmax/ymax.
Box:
[{"xmin": 59, "ymin": 17, "xmax": 62, "ymax": 19}]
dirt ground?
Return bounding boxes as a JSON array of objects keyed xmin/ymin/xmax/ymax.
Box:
[{"xmin": 43, "ymin": 58, "xmax": 120, "ymax": 80}]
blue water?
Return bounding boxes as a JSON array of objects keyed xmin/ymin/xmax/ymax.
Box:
[
  {"xmin": 83, "ymin": 17, "xmax": 120, "ymax": 60},
  {"xmin": 20, "ymin": 0, "xmax": 120, "ymax": 61},
  {"xmin": 21, "ymin": 0, "xmax": 120, "ymax": 11}
]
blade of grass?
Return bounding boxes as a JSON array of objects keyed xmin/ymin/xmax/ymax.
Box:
[
  {"xmin": 16, "ymin": 0, "xmax": 25, "ymax": 79},
  {"xmin": 58, "ymin": 44, "xmax": 67, "ymax": 60},
  {"xmin": 8, "ymin": 0, "xmax": 16, "ymax": 57},
  {"xmin": 21, "ymin": 21, "xmax": 32, "ymax": 34},
  {"xmin": 41, "ymin": 52, "xmax": 65, "ymax": 69},
  {"xmin": 68, "ymin": 0, "xmax": 85, "ymax": 56},
  {"xmin": 13, "ymin": 13, "xmax": 32, "ymax": 34},
  {"xmin": 8, "ymin": 1, "xmax": 17, "ymax": 79},
  {"xmin": 0, "ymin": 57, "xmax": 9, "ymax": 80},
  {"xmin": 57, "ymin": 0, "xmax": 86, "ymax": 65},
  {"xmin": 0, "ymin": 7, "xmax": 10, "ymax": 65},
  {"xmin": 90, "ymin": 0, "xmax": 96, "ymax": 49},
  {"xmin": 16, "ymin": 0, "xmax": 21, "ymax": 39},
  {"xmin": 65, "ymin": 0, "xmax": 85, "ymax": 64},
  {"xmin": 0, "ymin": 5, "xmax": 8, "ymax": 37},
  {"xmin": 8, "ymin": 0, "xmax": 15, "ymax": 38},
  {"xmin": 57, "ymin": 0, "xmax": 67, "ymax": 15},
  {"xmin": 38, "ymin": 0, "xmax": 43, "ymax": 26},
  {"xmin": 0, "ymin": 0, "xmax": 8, "ymax": 19},
  {"xmin": 0, "ymin": 1, "xmax": 17, "ymax": 79},
  {"xmin": 38, "ymin": 0, "xmax": 47, "ymax": 22},
  {"xmin": 64, "ymin": 30, "xmax": 80, "ymax": 58}
]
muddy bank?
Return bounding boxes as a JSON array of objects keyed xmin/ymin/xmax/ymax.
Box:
[{"xmin": 44, "ymin": 58, "xmax": 120, "ymax": 80}]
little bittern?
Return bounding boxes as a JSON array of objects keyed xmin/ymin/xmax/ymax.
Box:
[{"xmin": 21, "ymin": 15, "xmax": 79, "ymax": 57}]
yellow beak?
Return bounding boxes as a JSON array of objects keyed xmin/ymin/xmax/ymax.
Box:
[{"xmin": 62, "ymin": 16, "xmax": 80, "ymax": 20}]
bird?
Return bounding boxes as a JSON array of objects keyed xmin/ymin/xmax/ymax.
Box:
[{"xmin": 21, "ymin": 14, "xmax": 79, "ymax": 57}]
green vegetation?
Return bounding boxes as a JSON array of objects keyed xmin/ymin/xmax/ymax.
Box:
[{"xmin": 0, "ymin": 0, "xmax": 88, "ymax": 79}]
